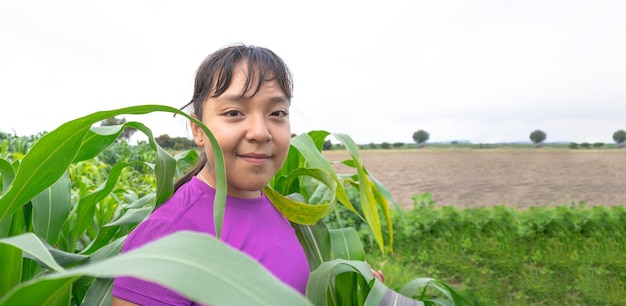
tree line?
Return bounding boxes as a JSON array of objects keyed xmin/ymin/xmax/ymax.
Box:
[{"xmin": 410, "ymin": 129, "xmax": 626, "ymax": 148}]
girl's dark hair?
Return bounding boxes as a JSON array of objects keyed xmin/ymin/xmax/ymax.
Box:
[{"xmin": 174, "ymin": 44, "xmax": 293, "ymax": 190}]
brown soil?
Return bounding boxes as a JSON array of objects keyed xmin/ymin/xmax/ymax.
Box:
[{"xmin": 323, "ymin": 148, "xmax": 626, "ymax": 209}]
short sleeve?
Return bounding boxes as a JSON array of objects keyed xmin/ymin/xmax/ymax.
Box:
[{"xmin": 112, "ymin": 219, "xmax": 192, "ymax": 306}]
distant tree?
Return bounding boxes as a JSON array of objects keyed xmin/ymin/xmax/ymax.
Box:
[
  {"xmin": 581, "ymin": 142, "xmax": 591, "ymax": 149},
  {"xmin": 323, "ymin": 140, "xmax": 332, "ymax": 150},
  {"xmin": 412, "ymin": 130, "xmax": 429, "ymax": 147},
  {"xmin": 568, "ymin": 142, "xmax": 579, "ymax": 149},
  {"xmin": 529, "ymin": 130, "xmax": 546, "ymax": 147},
  {"xmin": 155, "ymin": 134, "xmax": 175, "ymax": 148},
  {"xmin": 368, "ymin": 143, "xmax": 377, "ymax": 149},
  {"xmin": 392, "ymin": 142, "xmax": 404, "ymax": 148},
  {"xmin": 592, "ymin": 142, "xmax": 604, "ymax": 148},
  {"xmin": 613, "ymin": 129, "xmax": 626, "ymax": 147},
  {"xmin": 100, "ymin": 116, "xmax": 136, "ymax": 141},
  {"xmin": 380, "ymin": 142, "xmax": 391, "ymax": 149},
  {"xmin": 155, "ymin": 135, "xmax": 194, "ymax": 150}
]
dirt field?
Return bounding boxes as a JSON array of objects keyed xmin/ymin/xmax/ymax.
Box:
[{"xmin": 323, "ymin": 148, "xmax": 626, "ymax": 209}]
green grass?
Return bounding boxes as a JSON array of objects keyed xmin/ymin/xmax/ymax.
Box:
[{"xmin": 361, "ymin": 200, "xmax": 626, "ymax": 305}]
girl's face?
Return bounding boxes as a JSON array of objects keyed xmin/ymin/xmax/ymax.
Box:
[{"xmin": 191, "ymin": 63, "xmax": 291, "ymax": 198}]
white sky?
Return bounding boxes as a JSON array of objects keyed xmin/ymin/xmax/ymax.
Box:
[{"xmin": 1, "ymin": 0, "xmax": 625, "ymax": 144}]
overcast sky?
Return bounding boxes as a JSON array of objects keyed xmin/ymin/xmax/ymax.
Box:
[{"xmin": 1, "ymin": 0, "xmax": 625, "ymax": 144}]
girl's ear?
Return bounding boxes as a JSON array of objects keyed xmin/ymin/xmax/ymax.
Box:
[{"xmin": 190, "ymin": 115, "xmax": 205, "ymax": 147}]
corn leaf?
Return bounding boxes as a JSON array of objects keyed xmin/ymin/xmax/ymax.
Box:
[
  {"xmin": 0, "ymin": 105, "xmax": 227, "ymax": 239},
  {"xmin": 0, "ymin": 231, "xmax": 312, "ymax": 306},
  {"xmin": 0, "ymin": 233, "xmax": 65, "ymax": 272},
  {"xmin": 364, "ymin": 281, "xmax": 424, "ymax": 306},
  {"xmin": 290, "ymin": 133, "xmax": 355, "ymax": 213},
  {"xmin": 400, "ymin": 278, "xmax": 466, "ymax": 306},
  {"xmin": 0, "ymin": 211, "xmax": 24, "ymax": 297},
  {"xmin": 332, "ymin": 133, "xmax": 388, "ymax": 253},
  {"xmin": 31, "ymin": 171, "xmax": 71, "ymax": 246},
  {"xmin": 292, "ymin": 221, "xmax": 331, "ymax": 271},
  {"xmin": 263, "ymin": 186, "xmax": 329, "ymax": 225},
  {"xmin": 329, "ymin": 227, "xmax": 365, "ymax": 261},
  {"xmin": 305, "ymin": 259, "xmax": 373, "ymax": 305},
  {"xmin": 0, "ymin": 157, "xmax": 15, "ymax": 194}
]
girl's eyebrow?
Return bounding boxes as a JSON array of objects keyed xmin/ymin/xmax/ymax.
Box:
[{"xmin": 216, "ymin": 94, "xmax": 289, "ymax": 105}]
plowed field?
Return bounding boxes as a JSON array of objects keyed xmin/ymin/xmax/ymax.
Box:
[{"xmin": 324, "ymin": 148, "xmax": 626, "ymax": 209}]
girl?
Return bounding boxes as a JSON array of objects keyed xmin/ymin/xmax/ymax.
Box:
[{"xmin": 111, "ymin": 44, "xmax": 309, "ymax": 305}]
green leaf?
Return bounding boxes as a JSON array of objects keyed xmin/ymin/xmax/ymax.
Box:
[
  {"xmin": 82, "ymin": 278, "xmax": 113, "ymax": 306},
  {"xmin": 292, "ymin": 221, "xmax": 331, "ymax": 271},
  {"xmin": 0, "ymin": 211, "xmax": 25, "ymax": 297},
  {"xmin": 0, "ymin": 231, "xmax": 312, "ymax": 306},
  {"xmin": 104, "ymin": 207, "xmax": 152, "ymax": 227},
  {"xmin": 0, "ymin": 105, "xmax": 227, "ymax": 240},
  {"xmin": 400, "ymin": 278, "xmax": 466, "ymax": 306},
  {"xmin": 0, "ymin": 157, "xmax": 15, "ymax": 195},
  {"xmin": 290, "ymin": 133, "xmax": 356, "ymax": 213},
  {"xmin": 332, "ymin": 133, "xmax": 388, "ymax": 254},
  {"xmin": 365, "ymin": 281, "xmax": 424, "ymax": 306},
  {"xmin": 0, "ymin": 233, "xmax": 65, "ymax": 272},
  {"xmin": 329, "ymin": 228, "xmax": 365, "ymax": 261},
  {"xmin": 306, "ymin": 259, "xmax": 374, "ymax": 305},
  {"xmin": 23, "ymin": 236, "xmax": 88, "ymax": 268},
  {"xmin": 71, "ymin": 162, "xmax": 131, "ymax": 244},
  {"xmin": 264, "ymin": 186, "xmax": 329, "ymax": 225},
  {"xmin": 0, "ymin": 117, "xmax": 91, "ymax": 223},
  {"xmin": 31, "ymin": 171, "xmax": 71, "ymax": 246}
]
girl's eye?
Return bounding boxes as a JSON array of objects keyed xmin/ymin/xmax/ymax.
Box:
[
  {"xmin": 224, "ymin": 110, "xmax": 243, "ymax": 117},
  {"xmin": 271, "ymin": 110, "xmax": 289, "ymax": 118}
]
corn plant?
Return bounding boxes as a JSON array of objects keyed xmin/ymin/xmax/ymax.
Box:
[{"xmin": 0, "ymin": 104, "xmax": 461, "ymax": 305}]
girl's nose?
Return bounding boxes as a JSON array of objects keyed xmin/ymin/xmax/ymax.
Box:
[{"xmin": 246, "ymin": 115, "xmax": 271, "ymax": 142}]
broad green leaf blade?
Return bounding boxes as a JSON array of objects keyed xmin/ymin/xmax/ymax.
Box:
[
  {"xmin": 292, "ymin": 221, "xmax": 331, "ymax": 271},
  {"xmin": 72, "ymin": 162, "xmax": 131, "ymax": 241},
  {"xmin": 85, "ymin": 121, "xmax": 177, "ymax": 207},
  {"xmin": 306, "ymin": 259, "xmax": 374, "ymax": 306},
  {"xmin": 264, "ymin": 186, "xmax": 329, "ymax": 225},
  {"xmin": 31, "ymin": 171, "xmax": 71, "ymax": 246},
  {"xmin": 81, "ymin": 278, "xmax": 113, "ymax": 306},
  {"xmin": 400, "ymin": 278, "xmax": 465, "ymax": 306},
  {"xmin": 275, "ymin": 167, "xmax": 337, "ymax": 216},
  {"xmin": 290, "ymin": 133, "xmax": 356, "ymax": 212},
  {"xmin": 273, "ymin": 142, "xmax": 306, "ymax": 195},
  {"xmin": 0, "ymin": 231, "xmax": 312, "ymax": 306},
  {"xmin": 104, "ymin": 207, "xmax": 152, "ymax": 227},
  {"xmin": 0, "ymin": 233, "xmax": 64, "ymax": 272},
  {"xmin": 307, "ymin": 130, "xmax": 331, "ymax": 151},
  {"xmin": 0, "ymin": 157, "xmax": 15, "ymax": 195},
  {"xmin": 173, "ymin": 149, "xmax": 199, "ymax": 178},
  {"xmin": 0, "ymin": 211, "xmax": 25, "ymax": 297},
  {"xmin": 333, "ymin": 133, "xmax": 386, "ymax": 253},
  {"xmin": 125, "ymin": 192, "xmax": 156, "ymax": 209},
  {"xmin": 82, "ymin": 236, "xmax": 125, "ymax": 263},
  {"xmin": 23, "ymin": 236, "xmax": 88, "ymax": 267},
  {"xmin": 370, "ymin": 179, "xmax": 395, "ymax": 254},
  {"xmin": 329, "ymin": 228, "xmax": 365, "ymax": 261},
  {"xmin": 365, "ymin": 280, "xmax": 424, "ymax": 306},
  {"xmin": 0, "ymin": 275, "xmax": 79, "ymax": 306},
  {"xmin": 72, "ymin": 126, "xmax": 120, "ymax": 163},
  {"xmin": 0, "ymin": 104, "xmax": 228, "ymax": 240},
  {"xmin": 0, "ymin": 117, "xmax": 91, "ymax": 223}
]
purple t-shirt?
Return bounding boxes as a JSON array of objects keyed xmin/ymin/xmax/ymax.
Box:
[{"xmin": 112, "ymin": 177, "xmax": 310, "ymax": 305}]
